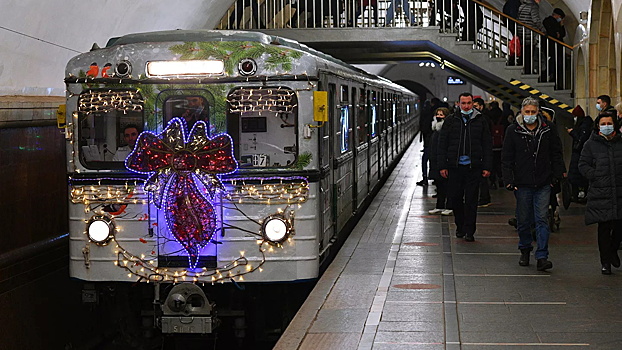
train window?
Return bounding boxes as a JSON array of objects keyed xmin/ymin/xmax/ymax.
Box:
[
  {"xmin": 341, "ymin": 85, "xmax": 348, "ymax": 102},
  {"xmin": 339, "ymin": 106, "xmax": 350, "ymax": 153},
  {"xmin": 226, "ymin": 87, "xmax": 298, "ymax": 168},
  {"xmin": 163, "ymin": 95, "xmax": 210, "ymax": 129},
  {"xmin": 392, "ymin": 101, "xmax": 397, "ymax": 125},
  {"xmin": 77, "ymin": 89, "xmax": 143, "ymax": 169}
]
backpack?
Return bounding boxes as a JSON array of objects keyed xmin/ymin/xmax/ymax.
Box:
[
  {"xmin": 491, "ymin": 121, "xmax": 505, "ymax": 148},
  {"xmin": 509, "ymin": 35, "xmax": 521, "ymax": 57}
]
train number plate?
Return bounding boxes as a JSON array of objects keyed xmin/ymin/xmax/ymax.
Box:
[{"xmin": 252, "ymin": 154, "xmax": 268, "ymax": 167}]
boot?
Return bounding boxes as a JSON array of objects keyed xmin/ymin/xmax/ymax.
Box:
[
  {"xmin": 537, "ymin": 258, "xmax": 553, "ymax": 271},
  {"xmin": 519, "ymin": 248, "xmax": 530, "ymax": 266}
]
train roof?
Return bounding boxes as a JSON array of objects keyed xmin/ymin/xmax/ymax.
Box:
[{"xmin": 102, "ymin": 30, "xmax": 414, "ymax": 96}]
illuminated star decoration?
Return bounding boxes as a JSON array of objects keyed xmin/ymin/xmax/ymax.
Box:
[{"xmin": 126, "ymin": 118, "xmax": 238, "ymax": 268}]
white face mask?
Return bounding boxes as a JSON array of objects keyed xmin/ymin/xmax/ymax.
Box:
[{"xmin": 524, "ymin": 114, "xmax": 537, "ymax": 125}]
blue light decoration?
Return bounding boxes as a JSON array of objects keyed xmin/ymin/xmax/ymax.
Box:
[{"xmin": 125, "ymin": 118, "xmax": 238, "ymax": 268}]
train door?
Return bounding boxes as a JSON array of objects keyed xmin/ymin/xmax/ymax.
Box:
[
  {"xmin": 369, "ymin": 89, "xmax": 380, "ymax": 190},
  {"xmin": 318, "ymin": 81, "xmax": 334, "ymax": 258},
  {"xmin": 351, "ymin": 86, "xmax": 358, "ymax": 211},
  {"xmin": 333, "ymin": 83, "xmax": 354, "ymax": 232}
]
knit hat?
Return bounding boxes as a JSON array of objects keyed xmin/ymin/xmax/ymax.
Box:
[
  {"xmin": 553, "ymin": 8, "xmax": 566, "ymax": 18},
  {"xmin": 571, "ymin": 105, "xmax": 585, "ymax": 118}
]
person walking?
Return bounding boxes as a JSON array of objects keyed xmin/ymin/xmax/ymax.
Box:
[
  {"xmin": 438, "ymin": 92, "xmax": 493, "ymax": 242},
  {"xmin": 578, "ymin": 113, "xmax": 622, "ymax": 275},
  {"xmin": 428, "ymin": 107, "xmax": 452, "ymax": 216},
  {"xmin": 543, "ymin": 8, "xmax": 566, "ymax": 87},
  {"xmin": 566, "ymin": 105, "xmax": 592, "ymax": 202},
  {"xmin": 474, "ymin": 97, "xmax": 492, "ymax": 207},
  {"xmin": 517, "ymin": 0, "xmax": 545, "ymax": 75},
  {"xmin": 502, "ymin": 97, "xmax": 566, "ymax": 271},
  {"xmin": 418, "ymin": 99, "xmax": 435, "ymax": 186}
]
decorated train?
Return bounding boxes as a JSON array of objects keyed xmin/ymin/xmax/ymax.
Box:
[{"xmin": 62, "ymin": 30, "xmax": 419, "ymax": 339}]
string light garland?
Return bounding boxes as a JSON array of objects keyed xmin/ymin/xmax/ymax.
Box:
[
  {"xmin": 227, "ymin": 87, "xmax": 297, "ymax": 116},
  {"xmin": 223, "ymin": 176, "xmax": 309, "ymax": 205},
  {"xmin": 78, "ymin": 89, "xmax": 144, "ymax": 113}
]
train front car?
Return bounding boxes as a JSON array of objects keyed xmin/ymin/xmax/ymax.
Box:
[{"xmin": 64, "ymin": 31, "xmax": 321, "ymax": 337}]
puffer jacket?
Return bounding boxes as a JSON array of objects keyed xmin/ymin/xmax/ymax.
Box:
[
  {"xmin": 501, "ymin": 114, "xmax": 566, "ymax": 188},
  {"xmin": 437, "ymin": 108, "xmax": 493, "ymax": 171},
  {"xmin": 578, "ymin": 133, "xmax": 622, "ymax": 225},
  {"xmin": 568, "ymin": 116, "xmax": 593, "ymax": 186}
]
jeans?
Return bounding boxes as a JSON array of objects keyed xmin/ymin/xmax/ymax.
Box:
[
  {"xmin": 515, "ymin": 186, "xmax": 551, "ymax": 259},
  {"xmin": 448, "ymin": 166, "xmax": 481, "ymax": 236},
  {"xmin": 422, "ymin": 146, "xmax": 429, "ymax": 179}
]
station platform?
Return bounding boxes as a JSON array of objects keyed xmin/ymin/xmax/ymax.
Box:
[{"xmin": 274, "ymin": 139, "xmax": 622, "ymax": 350}]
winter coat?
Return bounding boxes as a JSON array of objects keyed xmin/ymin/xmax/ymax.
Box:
[
  {"xmin": 428, "ymin": 119, "xmax": 445, "ymax": 180},
  {"xmin": 568, "ymin": 116, "xmax": 593, "ymax": 186},
  {"xmin": 437, "ymin": 108, "xmax": 493, "ymax": 171},
  {"xmin": 517, "ymin": 0, "xmax": 544, "ymax": 42},
  {"xmin": 578, "ymin": 133, "xmax": 622, "ymax": 225},
  {"xmin": 501, "ymin": 114, "xmax": 566, "ymax": 188},
  {"xmin": 503, "ymin": 0, "xmax": 521, "ymax": 19}
]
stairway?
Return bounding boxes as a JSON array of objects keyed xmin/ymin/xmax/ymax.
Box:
[{"xmin": 216, "ymin": 0, "xmax": 575, "ymax": 118}]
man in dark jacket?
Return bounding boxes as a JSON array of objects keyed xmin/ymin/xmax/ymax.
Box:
[
  {"xmin": 438, "ymin": 92, "xmax": 493, "ymax": 242},
  {"xmin": 418, "ymin": 99, "xmax": 436, "ymax": 186},
  {"xmin": 566, "ymin": 105, "xmax": 592, "ymax": 202},
  {"xmin": 543, "ymin": 8, "xmax": 566, "ymax": 87},
  {"xmin": 502, "ymin": 97, "xmax": 566, "ymax": 271}
]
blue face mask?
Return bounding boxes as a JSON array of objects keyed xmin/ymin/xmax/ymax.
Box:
[
  {"xmin": 556, "ymin": 17, "xmax": 562, "ymax": 23},
  {"xmin": 596, "ymin": 103, "xmax": 603, "ymax": 111},
  {"xmin": 523, "ymin": 114, "xmax": 537, "ymax": 125},
  {"xmin": 600, "ymin": 125, "xmax": 615, "ymax": 136},
  {"xmin": 461, "ymin": 108, "xmax": 473, "ymax": 115}
]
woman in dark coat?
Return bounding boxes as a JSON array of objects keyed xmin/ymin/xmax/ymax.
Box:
[
  {"xmin": 566, "ymin": 105, "xmax": 592, "ymax": 202},
  {"xmin": 428, "ymin": 107, "xmax": 452, "ymax": 215},
  {"xmin": 578, "ymin": 113, "xmax": 622, "ymax": 275}
]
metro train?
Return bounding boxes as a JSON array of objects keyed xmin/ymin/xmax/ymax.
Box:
[{"xmin": 62, "ymin": 29, "xmax": 419, "ymax": 343}]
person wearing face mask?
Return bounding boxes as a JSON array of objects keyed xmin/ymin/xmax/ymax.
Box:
[
  {"xmin": 578, "ymin": 112, "xmax": 622, "ymax": 275},
  {"xmin": 428, "ymin": 107, "xmax": 453, "ymax": 216},
  {"xmin": 543, "ymin": 8, "xmax": 566, "ymax": 87},
  {"xmin": 502, "ymin": 97, "xmax": 566, "ymax": 271},
  {"xmin": 438, "ymin": 92, "xmax": 493, "ymax": 242},
  {"xmin": 566, "ymin": 105, "xmax": 592, "ymax": 202},
  {"xmin": 595, "ymin": 94, "xmax": 616, "ymax": 115}
]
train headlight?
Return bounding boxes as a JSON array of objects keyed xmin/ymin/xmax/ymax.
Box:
[
  {"xmin": 238, "ymin": 58, "xmax": 257, "ymax": 76},
  {"xmin": 146, "ymin": 60, "xmax": 225, "ymax": 77},
  {"xmin": 86, "ymin": 215, "xmax": 115, "ymax": 245},
  {"xmin": 115, "ymin": 60, "xmax": 132, "ymax": 78},
  {"xmin": 261, "ymin": 215, "xmax": 291, "ymax": 244}
]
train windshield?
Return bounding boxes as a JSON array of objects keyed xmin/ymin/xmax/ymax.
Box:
[
  {"xmin": 77, "ymin": 89, "xmax": 144, "ymax": 169},
  {"xmin": 226, "ymin": 87, "xmax": 298, "ymax": 168}
]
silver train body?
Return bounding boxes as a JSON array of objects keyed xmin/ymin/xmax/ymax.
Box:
[{"xmin": 63, "ymin": 30, "xmax": 419, "ymax": 333}]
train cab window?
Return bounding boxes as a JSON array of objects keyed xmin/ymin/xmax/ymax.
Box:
[
  {"xmin": 77, "ymin": 90, "xmax": 143, "ymax": 169},
  {"xmin": 226, "ymin": 87, "xmax": 298, "ymax": 168},
  {"xmin": 163, "ymin": 95, "xmax": 210, "ymax": 129}
]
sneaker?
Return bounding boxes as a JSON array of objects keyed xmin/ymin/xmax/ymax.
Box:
[
  {"xmin": 441, "ymin": 209, "xmax": 453, "ymax": 216},
  {"xmin": 536, "ymin": 258, "xmax": 553, "ymax": 271},
  {"xmin": 416, "ymin": 179, "xmax": 429, "ymax": 186},
  {"xmin": 428, "ymin": 208, "xmax": 443, "ymax": 214},
  {"xmin": 602, "ymin": 263, "xmax": 612, "ymax": 275},
  {"xmin": 477, "ymin": 202, "xmax": 491, "ymax": 208}
]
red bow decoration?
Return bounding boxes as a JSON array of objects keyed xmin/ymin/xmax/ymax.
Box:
[{"xmin": 126, "ymin": 118, "xmax": 237, "ymax": 268}]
